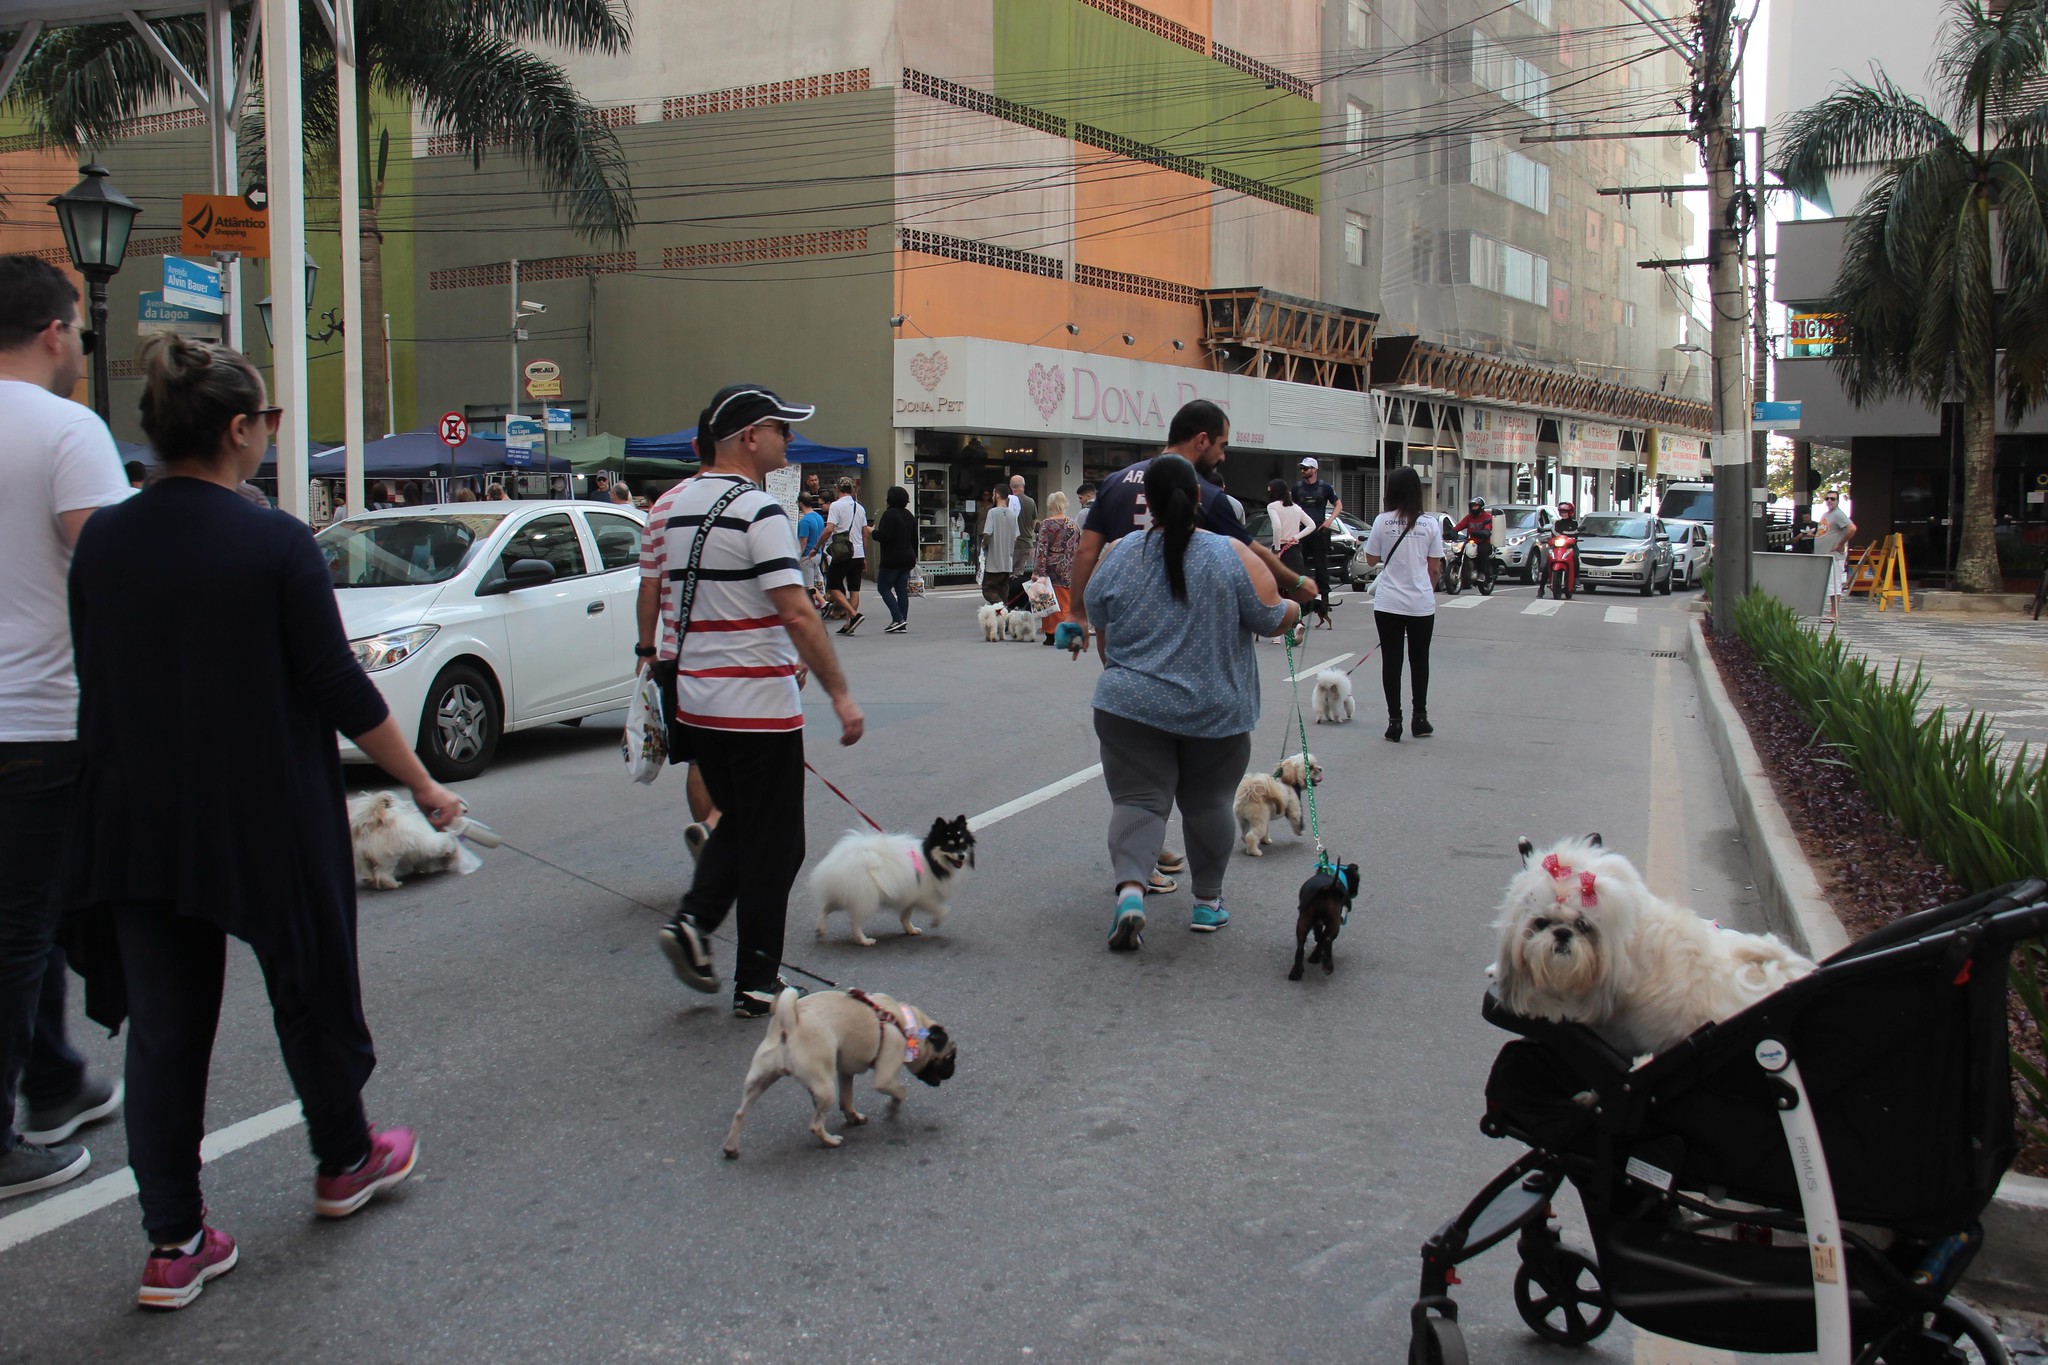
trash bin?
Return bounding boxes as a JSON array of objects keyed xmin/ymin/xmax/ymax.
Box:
[{"xmin": 1750, "ymin": 550, "xmax": 1834, "ymax": 618}]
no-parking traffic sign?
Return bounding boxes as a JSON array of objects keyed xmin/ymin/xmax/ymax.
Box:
[{"xmin": 439, "ymin": 412, "xmax": 469, "ymax": 447}]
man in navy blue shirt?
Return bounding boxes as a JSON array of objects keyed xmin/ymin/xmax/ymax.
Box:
[
  {"xmin": 1068, "ymin": 400, "xmax": 1320, "ymax": 652},
  {"xmin": 1290, "ymin": 457, "xmax": 1343, "ymax": 604}
]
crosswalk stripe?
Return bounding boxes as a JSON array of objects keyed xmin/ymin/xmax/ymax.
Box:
[
  {"xmin": 1604, "ymin": 606, "xmax": 1639, "ymax": 624},
  {"xmin": 1443, "ymin": 595, "xmax": 1488, "ymax": 609},
  {"xmin": 1522, "ymin": 599, "xmax": 1562, "ymax": 617}
]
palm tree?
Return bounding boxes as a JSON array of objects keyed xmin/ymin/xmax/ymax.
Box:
[
  {"xmin": 1775, "ymin": 0, "xmax": 2048, "ymax": 593},
  {"xmin": 2, "ymin": 1, "xmax": 635, "ymax": 436}
]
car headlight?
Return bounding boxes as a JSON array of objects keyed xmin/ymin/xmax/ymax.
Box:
[
  {"xmin": 1622, "ymin": 549, "xmax": 1645, "ymax": 564},
  {"xmin": 351, "ymin": 625, "xmax": 439, "ymax": 672},
  {"xmin": 1508, "ymin": 532, "xmax": 1528, "ymax": 546}
]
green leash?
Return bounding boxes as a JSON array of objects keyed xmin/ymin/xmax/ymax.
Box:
[{"xmin": 1281, "ymin": 631, "xmax": 1336, "ymax": 875}]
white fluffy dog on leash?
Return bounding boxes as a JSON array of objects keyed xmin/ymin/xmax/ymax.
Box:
[
  {"xmin": 1491, "ymin": 834, "xmax": 1816, "ymax": 1057},
  {"xmin": 347, "ymin": 791, "xmax": 460, "ymax": 890},
  {"xmin": 811, "ymin": 816, "xmax": 977, "ymax": 946},
  {"xmin": 1312, "ymin": 669, "xmax": 1353, "ymax": 723}
]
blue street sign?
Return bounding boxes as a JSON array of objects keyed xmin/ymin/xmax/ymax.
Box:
[
  {"xmin": 137, "ymin": 291, "xmax": 222, "ymax": 339},
  {"xmin": 543, "ymin": 406, "xmax": 572, "ymax": 432},
  {"xmin": 162, "ymin": 256, "xmax": 224, "ymax": 314},
  {"xmin": 505, "ymin": 417, "xmax": 543, "ymax": 454},
  {"xmin": 504, "ymin": 447, "xmax": 533, "ymax": 468},
  {"xmin": 1753, "ymin": 400, "xmax": 1803, "ymax": 431}
]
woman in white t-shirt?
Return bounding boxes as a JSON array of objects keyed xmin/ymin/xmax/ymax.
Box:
[{"xmin": 1360, "ymin": 465, "xmax": 1444, "ymax": 743}]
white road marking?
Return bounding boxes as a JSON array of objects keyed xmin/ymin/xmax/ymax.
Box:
[
  {"xmin": 0, "ymin": 1101, "xmax": 301, "ymax": 1253},
  {"xmin": 1604, "ymin": 606, "xmax": 1640, "ymax": 624},
  {"xmin": 1288, "ymin": 652, "xmax": 1352, "ymax": 683},
  {"xmin": 1522, "ymin": 599, "xmax": 1563, "ymax": 617},
  {"xmin": 970, "ymin": 766, "xmax": 1103, "ymax": 830},
  {"xmin": 1442, "ymin": 596, "xmax": 1489, "ymax": 609}
]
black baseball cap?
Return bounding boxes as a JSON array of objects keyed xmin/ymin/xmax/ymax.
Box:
[{"xmin": 700, "ymin": 383, "xmax": 816, "ymax": 444}]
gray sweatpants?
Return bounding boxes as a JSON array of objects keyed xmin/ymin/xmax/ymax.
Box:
[{"xmin": 1093, "ymin": 710, "xmax": 1252, "ymax": 903}]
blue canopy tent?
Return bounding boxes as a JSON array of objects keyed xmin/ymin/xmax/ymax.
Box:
[
  {"xmin": 259, "ymin": 429, "xmax": 509, "ymax": 480},
  {"xmin": 624, "ymin": 428, "xmax": 867, "ymax": 467}
]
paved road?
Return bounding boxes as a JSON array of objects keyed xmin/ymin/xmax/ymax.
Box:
[{"xmin": 2, "ymin": 577, "xmax": 1772, "ymax": 1363}]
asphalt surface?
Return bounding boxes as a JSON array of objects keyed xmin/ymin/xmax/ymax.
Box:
[{"xmin": 2, "ymin": 575, "xmax": 1769, "ymax": 1364}]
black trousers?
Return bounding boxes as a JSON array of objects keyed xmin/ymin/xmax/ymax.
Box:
[
  {"xmin": 114, "ymin": 906, "xmax": 373, "ymax": 1243},
  {"xmin": 1374, "ymin": 609, "xmax": 1435, "ymax": 716},
  {"xmin": 680, "ymin": 726, "xmax": 805, "ymax": 993},
  {"xmin": 0, "ymin": 742, "xmax": 87, "ymax": 1149},
  {"xmin": 1301, "ymin": 530, "xmax": 1334, "ymax": 599}
]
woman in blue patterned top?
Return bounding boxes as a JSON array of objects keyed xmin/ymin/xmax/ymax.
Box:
[{"xmin": 1082, "ymin": 455, "xmax": 1297, "ymax": 950}]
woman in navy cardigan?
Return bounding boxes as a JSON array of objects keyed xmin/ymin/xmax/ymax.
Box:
[{"xmin": 65, "ymin": 336, "xmax": 462, "ymax": 1310}]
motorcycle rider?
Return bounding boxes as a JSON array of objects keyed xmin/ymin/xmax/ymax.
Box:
[
  {"xmin": 1543, "ymin": 500, "xmax": 1582, "ymax": 592},
  {"xmin": 1448, "ymin": 496, "xmax": 1494, "ymax": 589}
]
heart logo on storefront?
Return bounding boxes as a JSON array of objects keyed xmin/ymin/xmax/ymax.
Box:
[
  {"xmin": 909, "ymin": 351, "xmax": 948, "ymax": 392},
  {"xmin": 1026, "ymin": 363, "xmax": 1065, "ymax": 422}
]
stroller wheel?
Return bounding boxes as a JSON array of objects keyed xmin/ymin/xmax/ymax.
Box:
[
  {"xmin": 1407, "ymin": 1316, "xmax": 1468, "ymax": 1365},
  {"xmin": 1868, "ymin": 1299, "xmax": 2011, "ymax": 1364},
  {"xmin": 1513, "ymin": 1249, "xmax": 1614, "ymax": 1344}
]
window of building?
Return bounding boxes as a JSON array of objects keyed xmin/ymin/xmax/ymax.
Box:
[
  {"xmin": 1514, "ymin": 0, "xmax": 1553, "ymax": 26},
  {"xmin": 1470, "ymin": 31, "xmax": 1550, "ymax": 118},
  {"xmin": 1344, "ymin": 212, "xmax": 1369, "ymax": 267},
  {"xmin": 1345, "ymin": 99, "xmax": 1370, "ymax": 153},
  {"xmin": 1450, "ymin": 231, "xmax": 1549, "ymax": 305},
  {"xmin": 1623, "ymin": 301, "xmax": 1636, "ymax": 328},
  {"xmin": 1551, "ymin": 279, "xmax": 1570, "ymax": 325},
  {"xmin": 1468, "ymin": 136, "xmax": 1550, "ymax": 213},
  {"xmin": 1346, "ymin": 0, "xmax": 1372, "ymax": 48},
  {"xmin": 1585, "ymin": 209, "xmax": 1604, "ymax": 251}
]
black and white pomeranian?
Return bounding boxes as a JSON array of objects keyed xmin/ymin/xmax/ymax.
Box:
[{"xmin": 811, "ymin": 815, "xmax": 976, "ymax": 946}]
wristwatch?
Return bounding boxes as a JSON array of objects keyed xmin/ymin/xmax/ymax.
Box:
[{"xmin": 634, "ymin": 644, "xmax": 656, "ymax": 659}]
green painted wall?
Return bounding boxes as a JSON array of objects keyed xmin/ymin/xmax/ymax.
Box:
[{"xmin": 992, "ymin": 0, "xmax": 1320, "ymax": 204}]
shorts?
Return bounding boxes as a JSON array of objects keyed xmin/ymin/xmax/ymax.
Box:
[
  {"xmin": 801, "ymin": 555, "xmax": 823, "ymax": 590},
  {"xmin": 827, "ymin": 556, "xmax": 865, "ymax": 594},
  {"xmin": 1829, "ymin": 554, "xmax": 1847, "ymax": 598}
]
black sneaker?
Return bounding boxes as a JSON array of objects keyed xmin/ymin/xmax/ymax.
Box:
[
  {"xmin": 657, "ymin": 915, "xmax": 718, "ymax": 993},
  {"xmin": 0, "ymin": 1141, "xmax": 90, "ymax": 1201},
  {"xmin": 733, "ymin": 977, "xmax": 803, "ymax": 1019},
  {"xmin": 885, "ymin": 620, "xmax": 907, "ymax": 634},
  {"xmin": 842, "ymin": 612, "xmax": 865, "ymax": 636},
  {"xmin": 20, "ymin": 1076, "xmax": 123, "ymax": 1145}
]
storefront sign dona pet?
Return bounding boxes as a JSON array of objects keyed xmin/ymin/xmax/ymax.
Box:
[{"xmin": 892, "ymin": 337, "xmax": 1376, "ymax": 458}]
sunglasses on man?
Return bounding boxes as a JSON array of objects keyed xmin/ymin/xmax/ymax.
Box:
[{"xmin": 56, "ymin": 319, "xmax": 97, "ymax": 356}]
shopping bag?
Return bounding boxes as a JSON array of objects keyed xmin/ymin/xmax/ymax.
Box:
[
  {"xmin": 908, "ymin": 564, "xmax": 926, "ymax": 597},
  {"xmin": 622, "ymin": 669, "xmax": 668, "ymax": 784},
  {"xmin": 1024, "ymin": 574, "xmax": 1058, "ymax": 612}
]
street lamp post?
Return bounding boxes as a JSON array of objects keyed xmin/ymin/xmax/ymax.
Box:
[
  {"xmin": 256, "ymin": 258, "xmax": 340, "ymax": 346},
  {"xmin": 48, "ymin": 163, "xmax": 141, "ymax": 423}
]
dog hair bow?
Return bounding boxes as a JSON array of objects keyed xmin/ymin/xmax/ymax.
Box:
[{"xmin": 1540, "ymin": 854, "xmax": 1599, "ymax": 908}]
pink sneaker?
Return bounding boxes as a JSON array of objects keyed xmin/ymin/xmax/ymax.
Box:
[
  {"xmin": 137, "ymin": 1226, "xmax": 238, "ymax": 1310},
  {"xmin": 313, "ymin": 1125, "xmax": 418, "ymax": 1218}
]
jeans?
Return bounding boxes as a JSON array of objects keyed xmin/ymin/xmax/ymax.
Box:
[
  {"xmin": 1374, "ymin": 610, "xmax": 1435, "ymax": 716},
  {"xmin": 680, "ymin": 727, "xmax": 806, "ymax": 993},
  {"xmin": 113, "ymin": 905, "xmax": 374, "ymax": 1244},
  {"xmin": 1301, "ymin": 530, "xmax": 1334, "ymax": 600},
  {"xmin": 875, "ymin": 566, "xmax": 910, "ymax": 624},
  {"xmin": 1093, "ymin": 711, "xmax": 1251, "ymax": 903},
  {"xmin": 0, "ymin": 741, "xmax": 88, "ymax": 1151}
]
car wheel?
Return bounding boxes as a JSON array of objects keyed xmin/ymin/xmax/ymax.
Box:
[
  {"xmin": 418, "ymin": 662, "xmax": 500, "ymax": 782},
  {"xmin": 1657, "ymin": 565, "xmax": 1673, "ymax": 596},
  {"xmin": 1637, "ymin": 570, "xmax": 1654, "ymax": 597}
]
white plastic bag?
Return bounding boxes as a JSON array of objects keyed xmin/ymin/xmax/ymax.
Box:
[
  {"xmin": 623, "ymin": 669, "xmax": 667, "ymax": 784},
  {"xmin": 908, "ymin": 564, "xmax": 926, "ymax": 597},
  {"xmin": 1024, "ymin": 574, "xmax": 1057, "ymax": 612}
]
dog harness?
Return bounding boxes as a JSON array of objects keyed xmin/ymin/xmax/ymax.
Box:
[{"xmin": 847, "ymin": 989, "xmax": 929, "ymax": 1065}]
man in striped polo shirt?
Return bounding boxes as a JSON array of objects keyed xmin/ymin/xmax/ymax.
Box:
[{"xmin": 637, "ymin": 384, "xmax": 864, "ymax": 1018}]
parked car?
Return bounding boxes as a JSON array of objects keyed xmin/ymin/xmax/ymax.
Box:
[
  {"xmin": 1572, "ymin": 512, "xmax": 1675, "ymax": 595},
  {"xmin": 1667, "ymin": 519, "xmax": 1713, "ymax": 588},
  {"xmin": 1243, "ymin": 506, "xmax": 1362, "ymax": 589},
  {"xmin": 319, "ymin": 500, "xmax": 648, "ymax": 780},
  {"xmin": 1492, "ymin": 503, "xmax": 1562, "ymax": 582}
]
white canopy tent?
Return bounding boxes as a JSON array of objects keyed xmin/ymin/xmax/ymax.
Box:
[{"xmin": 1, "ymin": 0, "xmax": 369, "ymax": 521}]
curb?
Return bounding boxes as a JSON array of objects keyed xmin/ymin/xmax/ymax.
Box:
[
  {"xmin": 1686, "ymin": 616, "xmax": 2045, "ymax": 1311},
  {"xmin": 1684, "ymin": 617, "xmax": 1847, "ymax": 959}
]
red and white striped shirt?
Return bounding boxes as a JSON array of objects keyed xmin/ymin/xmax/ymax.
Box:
[{"xmin": 640, "ymin": 473, "xmax": 805, "ymax": 732}]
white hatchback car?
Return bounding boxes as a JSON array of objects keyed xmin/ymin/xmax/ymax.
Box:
[{"xmin": 318, "ymin": 500, "xmax": 647, "ymax": 780}]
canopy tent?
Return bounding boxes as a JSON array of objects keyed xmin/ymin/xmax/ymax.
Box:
[
  {"xmin": 259, "ymin": 429, "xmax": 504, "ymax": 479},
  {"xmin": 551, "ymin": 433, "xmax": 628, "ymax": 473},
  {"xmin": 623, "ymin": 429, "xmax": 868, "ymax": 467}
]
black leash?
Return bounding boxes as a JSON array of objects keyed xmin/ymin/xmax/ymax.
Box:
[{"xmin": 492, "ymin": 836, "xmax": 842, "ymax": 989}]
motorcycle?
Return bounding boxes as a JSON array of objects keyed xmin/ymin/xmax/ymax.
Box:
[
  {"xmin": 1456, "ymin": 537, "xmax": 1500, "ymax": 596},
  {"xmin": 1441, "ymin": 534, "xmax": 1465, "ymax": 596},
  {"xmin": 1544, "ymin": 530, "xmax": 1579, "ymax": 600}
]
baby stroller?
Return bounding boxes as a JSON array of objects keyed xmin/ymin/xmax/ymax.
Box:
[{"xmin": 1410, "ymin": 878, "xmax": 2048, "ymax": 1363}]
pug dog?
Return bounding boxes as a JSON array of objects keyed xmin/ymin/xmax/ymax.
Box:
[{"xmin": 722, "ymin": 988, "xmax": 957, "ymax": 1158}]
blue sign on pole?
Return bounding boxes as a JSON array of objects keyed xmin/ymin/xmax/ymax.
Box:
[
  {"xmin": 1752, "ymin": 400, "xmax": 1803, "ymax": 431},
  {"xmin": 162, "ymin": 256, "xmax": 224, "ymax": 314},
  {"xmin": 137, "ymin": 291, "xmax": 223, "ymax": 339},
  {"xmin": 504, "ymin": 447, "xmax": 533, "ymax": 468},
  {"xmin": 543, "ymin": 406, "xmax": 572, "ymax": 432}
]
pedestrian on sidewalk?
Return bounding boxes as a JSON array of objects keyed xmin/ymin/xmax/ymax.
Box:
[
  {"xmin": 1034, "ymin": 491, "xmax": 1080, "ymax": 644},
  {"xmin": 1815, "ymin": 490, "xmax": 1857, "ymax": 625},
  {"xmin": 795, "ymin": 493, "xmax": 827, "ymax": 609},
  {"xmin": 0, "ymin": 256, "xmax": 131, "ymax": 1205},
  {"xmin": 645, "ymin": 383, "xmax": 864, "ymax": 1018},
  {"xmin": 980, "ymin": 484, "xmax": 1019, "ymax": 606},
  {"xmin": 1361, "ymin": 465, "xmax": 1444, "ymax": 742},
  {"xmin": 824, "ymin": 477, "xmax": 869, "ymax": 634},
  {"xmin": 65, "ymin": 335, "xmax": 458, "ymax": 1309},
  {"xmin": 1083, "ymin": 455, "xmax": 1297, "ymax": 950},
  {"xmin": 1291, "ymin": 457, "xmax": 1343, "ymax": 607},
  {"xmin": 870, "ymin": 485, "xmax": 918, "ymax": 633}
]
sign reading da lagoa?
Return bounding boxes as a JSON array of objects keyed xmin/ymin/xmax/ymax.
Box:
[{"xmin": 137, "ymin": 292, "xmax": 223, "ymax": 340}]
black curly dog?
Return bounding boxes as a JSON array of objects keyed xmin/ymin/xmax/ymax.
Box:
[{"xmin": 1289, "ymin": 862, "xmax": 1361, "ymax": 980}]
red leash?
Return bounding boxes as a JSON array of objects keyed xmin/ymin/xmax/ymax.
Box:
[
  {"xmin": 1343, "ymin": 645, "xmax": 1381, "ymax": 677},
  {"xmin": 805, "ymin": 760, "xmax": 886, "ymax": 832}
]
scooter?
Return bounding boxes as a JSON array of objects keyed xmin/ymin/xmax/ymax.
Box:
[
  {"xmin": 1545, "ymin": 531, "xmax": 1579, "ymax": 600},
  {"xmin": 1457, "ymin": 537, "xmax": 1501, "ymax": 596},
  {"xmin": 1442, "ymin": 534, "xmax": 1466, "ymax": 596}
]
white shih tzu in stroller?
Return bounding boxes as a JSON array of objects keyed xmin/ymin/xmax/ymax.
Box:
[
  {"xmin": 348, "ymin": 791, "xmax": 462, "ymax": 890},
  {"xmin": 1491, "ymin": 834, "xmax": 1816, "ymax": 1057}
]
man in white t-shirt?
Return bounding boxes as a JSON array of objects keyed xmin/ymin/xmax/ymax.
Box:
[
  {"xmin": 823, "ymin": 477, "xmax": 870, "ymax": 634},
  {"xmin": 0, "ymin": 256, "xmax": 132, "ymax": 1199}
]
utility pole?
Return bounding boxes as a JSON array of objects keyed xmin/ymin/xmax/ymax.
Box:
[
  {"xmin": 1700, "ymin": 0, "xmax": 1751, "ymax": 613},
  {"xmin": 1750, "ymin": 124, "xmax": 1772, "ymax": 556}
]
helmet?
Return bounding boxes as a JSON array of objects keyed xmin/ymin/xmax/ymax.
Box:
[
  {"xmin": 1468, "ymin": 496, "xmax": 1485, "ymax": 509},
  {"xmin": 1558, "ymin": 500, "xmax": 1575, "ymax": 515}
]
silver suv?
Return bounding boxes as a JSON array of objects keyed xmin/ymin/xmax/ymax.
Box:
[
  {"xmin": 1493, "ymin": 504, "xmax": 1560, "ymax": 583},
  {"xmin": 1573, "ymin": 513, "xmax": 1675, "ymax": 595}
]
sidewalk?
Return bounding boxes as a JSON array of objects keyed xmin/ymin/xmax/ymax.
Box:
[{"xmin": 1829, "ymin": 598, "xmax": 2048, "ymax": 766}]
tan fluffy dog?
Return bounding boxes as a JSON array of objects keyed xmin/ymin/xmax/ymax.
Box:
[
  {"xmin": 1233, "ymin": 753, "xmax": 1323, "ymax": 857},
  {"xmin": 722, "ymin": 988, "xmax": 957, "ymax": 1158}
]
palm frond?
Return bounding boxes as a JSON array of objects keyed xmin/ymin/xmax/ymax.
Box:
[
  {"xmin": 1987, "ymin": 157, "xmax": 2048, "ymax": 418},
  {"xmin": 1936, "ymin": 0, "xmax": 2046, "ymax": 131},
  {"xmin": 362, "ymin": 0, "xmax": 629, "ymax": 62},
  {"xmin": 379, "ymin": 27, "xmax": 633, "ymax": 244},
  {"xmin": 2, "ymin": 18, "xmax": 205, "ymax": 150},
  {"xmin": 1773, "ymin": 69, "xmax": 1964, "ymax": 202}
]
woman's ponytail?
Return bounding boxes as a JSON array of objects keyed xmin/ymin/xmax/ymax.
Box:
[{"xmin": 1143, "ymin": 454, "xmax": 1202, "ymax": 602}]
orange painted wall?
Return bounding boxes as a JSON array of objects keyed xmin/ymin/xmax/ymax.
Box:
[
  {"xmin": 1145, "ymin": 0, "xmax": 1212, "ymax": 38},
  {"xmin": 894, "ymin": 252, "xmax": 1206, "ymax": 366},
  {"xmin": 0, "ymin": 147, "xmax": 95, "ymax": 406},
  {"xmin": 1071, "ymin": 151, "xmax": 1210, "ymax": 286}
]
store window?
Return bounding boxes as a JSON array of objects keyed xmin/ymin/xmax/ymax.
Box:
[{"xmin": 1344, "ymin": 212, "xmax": 1369, "ymax": 267}]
